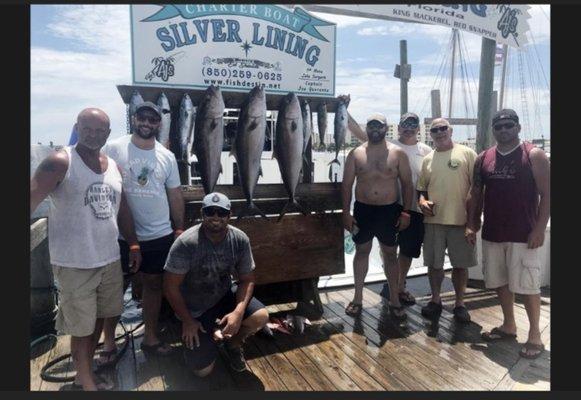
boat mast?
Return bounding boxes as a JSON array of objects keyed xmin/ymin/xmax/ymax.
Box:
[
  {"xmin": 448, "ymin": 28, "xmax": 458, "ymax": 118},
  {"xmin": 498, "ymin": 44, "xmax": 509, "ymax": 109}
]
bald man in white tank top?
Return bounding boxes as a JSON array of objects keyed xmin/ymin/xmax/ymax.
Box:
[{"xmin": 31, "ymin": 108, "xmax": 141, "ymax": 391}]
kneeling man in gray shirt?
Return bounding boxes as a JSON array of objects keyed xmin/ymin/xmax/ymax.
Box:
[{"xmin": 163, "ymin": 192, "xmax": 269, "ymax": 375}]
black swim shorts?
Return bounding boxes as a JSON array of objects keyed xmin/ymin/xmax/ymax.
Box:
[
  {"xmin": 182, "ymin": 286, "xmax": 266, "ymax": 370},
  {"xmin": 119, "ymin": 233, "xmax": 175, "ymax": 275},
  {"xmin": 397, "ymin": 210, "xmax": 425, "ymax": 258},
  {"xmin": 352, "ymin": 201, "xmax": 403, "ymax": 246}
]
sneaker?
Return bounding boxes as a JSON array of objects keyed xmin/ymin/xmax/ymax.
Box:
[
  {"xmin": 421, "ymin": 301, "xmax": 443, "ymax": 318},
  {"xmin": 222, "ymin": 343, "xmax": 247, "ymax": 372},
  {"xmin": 453, "ymin": 306, "xmax": 471, "ymax": 323}
]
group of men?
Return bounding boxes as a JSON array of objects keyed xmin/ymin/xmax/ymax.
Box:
[
  {"xmin": 30, "ymin": 97, "xmax": 550, "ymax": 391},
  {"xmin": 341, "ymin": 105, "xmax": 550, "ymax": 361},
  {"xmin": 30, "ymin": 103, "xmax": 268, "ymax": 390}
]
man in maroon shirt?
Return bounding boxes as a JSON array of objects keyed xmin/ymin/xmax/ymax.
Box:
[{"xmin": 466, "ymin": 109, "xmax": 550, "ymax": 359}]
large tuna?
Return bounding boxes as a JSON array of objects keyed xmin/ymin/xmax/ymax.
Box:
[
  {"xmin": 300, "ymin": 99, "xmax": 312, "ymax": 164},
  {"xmin": 128, "ymin": 91, "xmax": 143, "ymax": 133},
  {"xmin": 177, "ymin": 93, "xmax": 195, "ymax": 164},
  {"xmin": 231, "ymin": 86, "xmax": 268, "ymax": 219},
  {"xmin": 329, "ymin": 94, "xmax": 350, "ymax": 167},
  {"xmin": 274, "ymin": 93, "xmax": 307, "ymax": 221},
  {"xmin": 156, "ymin": 92, "xmax": 171, "ymax": 148},
  {"xmin": 316, "ymin": 102, "xmax": 327, "ymax": 150},
  {"xmin": 192, "ymin": 86, "xmax": 225, "ymax": 194}
]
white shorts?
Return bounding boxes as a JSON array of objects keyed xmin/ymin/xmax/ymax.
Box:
[{"xmin": 481, "ymin": 240, "xmax": 542, "ymax": 295}]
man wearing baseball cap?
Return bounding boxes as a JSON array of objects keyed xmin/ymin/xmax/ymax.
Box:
[
  {"xmin": 99, "ymin": 99, "xmax": 185, "ymax": 363},
  {"xmin": 342, "ymin": 111, "xmax": 414, "ymax": 320},
  {"xmin": 466, "ymin": 109, "xmax": 550, "ymax": 359},
  {"xmin": 390, "ymin": 113, "xmax": 433, "ymax": 306},
  {"xmin": 163, "ymin": 192, "xmax": 269, "ymax": 375}
]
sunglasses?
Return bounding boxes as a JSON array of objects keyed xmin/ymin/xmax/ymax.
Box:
[
  {"xmin": 493, "ymin": 122, "xmax": 516, "ymax": 131},
  {"xmin": 430, "ymin": 125, "xmax": 449, "ymax": 133},
  {"xmin": 136, "ymin": 114, "xmax": 161, "ymax": 124},
  {"xmin": 202, "ymin": 207, "xmax": 230, "ymax": 218}
]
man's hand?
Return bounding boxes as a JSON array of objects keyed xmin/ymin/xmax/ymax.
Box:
[
  {"xmin": 527, "ymin": 227, "xmax": 545, "ymax": 249},
  {"xmin": 343, "ymin": 213, "xmax": 357, "ymax": 232},
  {"xmin": 465, "ymin": 226, "xmax": 478, "ymax": 246},
  {"xmin": 174, "ymin": 229, "xmax": 184, "ymax": 240},
  {"xmin": 129, "ymin": 247, "xmax": 142, "ymax": 273},
  {"xmin": 396, "ymin": 212, "xmax": 411, "ymax": 231},
  {"xmin": 182, "ymin": 319, "xmax": 206, "ymax": 349},
  {"xmin": 419, "ymin": 200, "xmax": 435, "ymax": 217},
  {"xmin": 219, "ymin": 310, "xmax": 243, "ymax": 339}
]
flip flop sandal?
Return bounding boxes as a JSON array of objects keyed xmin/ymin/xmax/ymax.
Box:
[
  {"xmin": 345, "ymin": 302, "xmax": 363, "ymax": 316},
  {"xmin": 398, "ymin": 291, "xmax": 416, "ymax": 306},
  {"xmin": 71, "ymin": 374, "xmax": 114, "ymax": 391},
  {"xmin": 481, "ymin": 327, "xmax": 517, "ymax": 342},
  {"xmin": 519, "ymin": 342, "xmax": 545, "ymax": 359},
  {"xmin": 95, "ymin": 347, "xmax": 118, "ymax": 369},
  {"xmin": 140, "ymin": 342, "xmax": 174, "ymax": 356},
  {"xmin": 389, "ymin": 304, "xmax": 408, "ymax": 321}
]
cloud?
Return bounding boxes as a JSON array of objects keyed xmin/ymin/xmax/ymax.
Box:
[
  {"xmin": 31, "ymin": 5, "xmax": 131, "ymax": 145},
  {"xmin": 310, "ymin": 11, "xmax": 367, "ymax": 28}
]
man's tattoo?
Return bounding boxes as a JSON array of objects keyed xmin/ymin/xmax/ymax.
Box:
[
  {"xmin": 38, "ymin": 159, "xmax": 58, "ymax": 173},
  {"xmin": 473, "ymin": 156, "xmax": 483, "ymax": 189}
]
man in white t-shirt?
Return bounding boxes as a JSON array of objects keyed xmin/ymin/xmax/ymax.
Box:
[
  {"xmin": 389, "ymin": 113, "xmax": 432, "ymax": 305},
  {"xmin": 99, "ymin": 102, "xmax": 185, "ymax": 364}
]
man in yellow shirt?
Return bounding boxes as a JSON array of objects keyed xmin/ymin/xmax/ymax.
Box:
[{"xmin": 416, "ymin": 118, "xmax": 477, "ymax": 323}]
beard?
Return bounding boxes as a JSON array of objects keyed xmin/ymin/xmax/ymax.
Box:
[
  {"xmin": 135, "ymin": 126, "xmax": 158, "ymax": 139},
  {"xmin": 367, "ymin": 131, "xmax": 386, "ymax": 143}
]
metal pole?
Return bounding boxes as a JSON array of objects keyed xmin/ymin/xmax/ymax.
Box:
[
  {"xmin": 499, "ymin": 44, "xmax": 509, "ymax": 109},
  {"xmin": 400, "ymin": 40, "xmax": 408, "ymax": 115},
  {"xmin": 448, "ymin": 29, "xmax": 457, "ymax": 118},
  {"xmin": 476, "ymin": 37, "xmax": 497, "ymax": 153}
]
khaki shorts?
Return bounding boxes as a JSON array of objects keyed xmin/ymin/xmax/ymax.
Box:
[
  {"xmin": 423, "ymin": 224, "xmax": 477, "ymax": 270},
  {"xmin": 482, "ymin": 240, "xmax": 542, "ymax": 295},
  {"xmin": 52, "ymin": 260, "xmax": 123, "ymax": 337}
]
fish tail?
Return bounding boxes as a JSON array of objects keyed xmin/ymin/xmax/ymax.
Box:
[
  {"xmin": 238, "ymin": 201, "xmax": 268, "ymax": 221},
  {"xmin": 293, "ymin": 199, "xmax": 308, "ymax": 216},
  {"xmin": 327, "ymin": 158, "xmax": 341, "ymax": 166}
]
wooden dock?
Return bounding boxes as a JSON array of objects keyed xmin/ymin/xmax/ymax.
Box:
[{"xmin": 30, "ymin": 283, "xmax": 550, "ymax": 391}]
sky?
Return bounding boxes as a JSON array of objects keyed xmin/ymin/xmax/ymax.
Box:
[{"xmin": 30, "ymin": 4, "xmax": 550, "ymax": 146}]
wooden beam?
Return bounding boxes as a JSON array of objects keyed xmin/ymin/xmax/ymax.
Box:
[
  {"xmin": 229, "ymin": 213, "xmax": 345, "ymax": 285},
  {"xmin": 181, "ymin": 182, "xmax": 341, "ymax": 202}
]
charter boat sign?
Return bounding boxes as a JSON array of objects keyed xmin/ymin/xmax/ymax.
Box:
[{"xmin": 130, "ymin": 4, "xmax": 337, "ymax": 96}]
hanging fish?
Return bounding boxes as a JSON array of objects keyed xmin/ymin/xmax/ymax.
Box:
[
  {"xmin": 317, "ymin": 102, "xmax": 327, "ymax": 150},
  {"xmin": 274, "ymin": 93, "xmax": 307, "ymax": 221},
  {"xmin": 177, "ymin": 93, "xmax": 194, "ymax": 164},
  {"xmin": 231, "ymin": 85, "xmax": 268, "ymax": 219},
  {"xmin": 156, "ymin": 92, "xmax": 171, "ymax": 148},
  {"xmin": 192, "ymin": 85, "xmax": 225, "ymax": 194}
]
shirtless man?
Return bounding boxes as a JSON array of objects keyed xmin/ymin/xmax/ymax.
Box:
[{"xmin": 342, "ymin": 112, "xmax": 414, "ymax": 320}]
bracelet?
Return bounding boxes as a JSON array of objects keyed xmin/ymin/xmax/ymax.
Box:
[{"xmin": 129, "ymin": 244, "xmax": 140, "ymax": 251}]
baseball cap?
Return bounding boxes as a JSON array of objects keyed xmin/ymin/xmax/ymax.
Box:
[
  {"xmin": 366, "ymin": 113, "xmax": 387, "ymax": 125},
  {"xmin": 202, "ymin": 192, "xmax": 231, "ymax": 211},
  {"xmin": 399, "ymin": 112, "xmax": 419, "ymax": 129},
  {"xmin": 135, "ymin": 101, "xmax": 162, "ymax": 119},
  {"xmin": 492, "ymin": 109, "xmax": 519, "ymax": 125}
]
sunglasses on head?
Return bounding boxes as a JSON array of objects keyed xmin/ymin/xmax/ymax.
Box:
[
  {"xmin": 430, "ymin": 125, "xmax": 449, "ymax": 133},
  {"xmin": 136, "ymin": 114, "xmax": 161, "ymax": 124},
  {"xmin": 202, "ymin": 207, "xmax": 230, "ymax": 217},
  {"xmin": 493, "ymin": 121, "xmax": 516, "ymax": 131}
]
